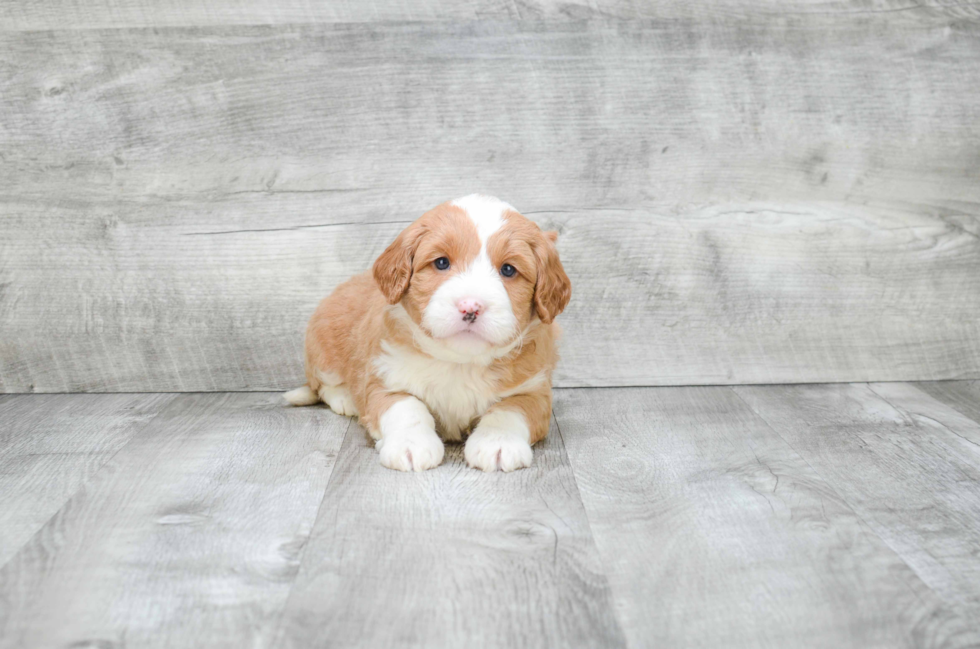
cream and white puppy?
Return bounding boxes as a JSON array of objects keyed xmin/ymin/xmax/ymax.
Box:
[{"xmin": 284, "ymin": 195, "xmax": 571, "ymax": 472}]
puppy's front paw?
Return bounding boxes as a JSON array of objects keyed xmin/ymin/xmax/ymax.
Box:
[
  {"xmin": 377, "ymin": 397, "xmax": 444, "ymax": 472},
  {"xmin": 377, "ymin": 428, "xmax": 445, "ymax": 472},
  {"xmin": 465, "ymin": 427, "xmax": 533, "ymax": 472}
]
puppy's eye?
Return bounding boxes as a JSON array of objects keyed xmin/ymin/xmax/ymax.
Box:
[
  {"xmin": 500, "ymin": 263, "xmax": 516, "ymax": 278},
  {"xmin": 434, "ymin": 257, "xmax": 451, "ymax": 271}
]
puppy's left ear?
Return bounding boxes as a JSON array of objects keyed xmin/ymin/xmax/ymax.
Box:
[
  {"xmin": 532, "ymin": 231, "xmax": 571, "ymax": 324},
  {"xmin": 373, "ymin": 222, "xmax": 424, "ymax": 304}
]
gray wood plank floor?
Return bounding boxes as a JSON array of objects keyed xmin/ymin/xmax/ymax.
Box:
[
  {"xmin": 276, "ymin": 416, "xmax": 625, "ymax": 649},
  {"xmin": 0, "ymin": 393, "xmax": 347, "ymax": 649},
  {"xmin": 915, "ymin": 381, "xmax": 980, "ymax": 426},
  {"xmin": 2, "ymin": 383, "xmax": 980, "ymax": 648},
  {"xmin": 735, "ymin": 383, "xmax": 980, "ymax": 623},
  {"xmin": 554, "ymin": 386, "xmax": 979, "ymax": 648},
  {"xmin": 0, "ymin": 393, "xmax": 175, "ymax": 567}
]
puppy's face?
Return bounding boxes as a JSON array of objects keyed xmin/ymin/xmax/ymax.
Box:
[{"xmin": 373, "ymin": 195, "xmax": 571, "ymax": 356}]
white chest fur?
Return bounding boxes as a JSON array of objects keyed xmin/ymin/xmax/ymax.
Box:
[{"xmin": 373, "ymin": 341, "xmax": 502, "ymax": 441}]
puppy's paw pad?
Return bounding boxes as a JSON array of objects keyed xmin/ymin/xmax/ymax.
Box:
[
  {"xmin": 377, "ymin": 431, "xmax": 444, "ymax": 472},
  {"xmin": 465, "ymin": 431, "xmax": 533, "ymax": 472}
]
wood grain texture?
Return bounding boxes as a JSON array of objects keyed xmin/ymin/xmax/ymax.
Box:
[
  {"xmin": 554, "ymin": 386, "xmax": 980, "ymax": 648},
  {"xmin": 735, "ymin": 382, "xmax": 980, "ymax": 622},
  {"xmin": 2, "ymin": 20, "xmax": 979, "ymax": 391},
  {"xmin": 2, "ymin": 0, "xmax": 979, "ymax": 29},
  {"xmin": 0, "ymin": 393, "xmax": 347, "ymax": 649},
  {"xmin": 914, "ymin": 380, "xmax": 980, "ymax": 425},
  {"xmin": 276, "ymin": 417, "xmax": 626, "ymax": 649},
  {"xmin": 3, "ymin": 385, "xmax": 980, "ymax": 646},
  {"xmin": 0, "ymin": 392, "xmax": 174, "ymax": 567}
]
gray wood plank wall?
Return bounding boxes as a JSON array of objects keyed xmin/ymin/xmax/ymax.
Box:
[
  {"xmin": 2, "ymin": 14, "xmax": 978, "ymax": 392},
  {"xmin": 3, "ymin": 0, "xmax": 980, "ymax": 29}
]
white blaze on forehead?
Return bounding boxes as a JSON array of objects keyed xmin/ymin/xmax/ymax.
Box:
[
  {"xmin": 450, "ymin": 194, "xmax": 513, "ymax": 246},
  {"xmin": 422, "ymin": 194, "xmax": 519, "ymax": 352}
]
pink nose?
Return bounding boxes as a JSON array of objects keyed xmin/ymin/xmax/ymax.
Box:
[{"xmin": 457, "ymin": 298, "xmax": 484, "ymax": 322}]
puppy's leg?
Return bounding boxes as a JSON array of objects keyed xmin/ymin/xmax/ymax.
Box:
[
  {"xmin": 465, "ymin": 392, "xmax": 551, "ymax": 472},
  {"xmin": 375, "ymin": 396, "xmax": 444, "ymax": 472}
]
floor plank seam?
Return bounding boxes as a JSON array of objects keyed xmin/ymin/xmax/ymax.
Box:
[
  {"xmin": 550, "ymin": 407, "xmax": 633, "ymax": 645},
  {"xmin": 729, "ymin": 384, "xmax": 979, "ymax": 626},
  {"xmin": 874, "ymin": 384, "xmax": 980, "ymax": 451},
  {"xmin": 268, "ymin": 415, "xmax": 354, "ymax": 648},
  {"xmin": 0, "ymin": 393, "xmax": 178, "ymax": 574},
  {"xmin": 907, "ymin": 383, "xmax": 980, "ymax": 430},
  {"xmin": 729, "ymin": 386, "xmax": 836, "ymax": 493}
]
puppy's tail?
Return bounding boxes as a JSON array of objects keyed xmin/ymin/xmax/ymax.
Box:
[{"xmin": 283, "ymin": 384, "xmax": 320, "ymax": 406}]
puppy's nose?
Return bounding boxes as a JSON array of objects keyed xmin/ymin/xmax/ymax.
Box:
[{"xmin": 457, "ymin": 298, "xmax": 484, "ymax": 323}]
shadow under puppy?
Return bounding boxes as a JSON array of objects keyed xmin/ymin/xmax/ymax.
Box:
[{"xmin": 285, "ymin": 194, "xmax": 571, "ymax": 472}]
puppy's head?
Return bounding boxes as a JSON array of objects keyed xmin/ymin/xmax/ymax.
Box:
[{"xmin": 373, "ymin": 194, "xmax": 571, "ymax": 356}]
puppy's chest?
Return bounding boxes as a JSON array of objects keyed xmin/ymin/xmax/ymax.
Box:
[{"xmin": 373, "ymin": 344, "xmax": 501, "ymax": 437}]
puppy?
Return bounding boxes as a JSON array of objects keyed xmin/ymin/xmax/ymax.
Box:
[{"xmin": 284, "ymin": 195, "xmax": 571, "ymax": 472}]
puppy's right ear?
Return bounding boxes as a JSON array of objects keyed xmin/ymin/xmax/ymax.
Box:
[{"xmin": 373, "ymin": 222, "xmax": 424, "ymax": 304}]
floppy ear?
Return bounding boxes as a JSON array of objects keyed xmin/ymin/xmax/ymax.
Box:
[
  {"xmin": 373, "ymin": 222, "xmax": 424, "ymax": 304},
  {"xmin": 532, "ymin": 231, "xmax": 571, "ymax": 324}
]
